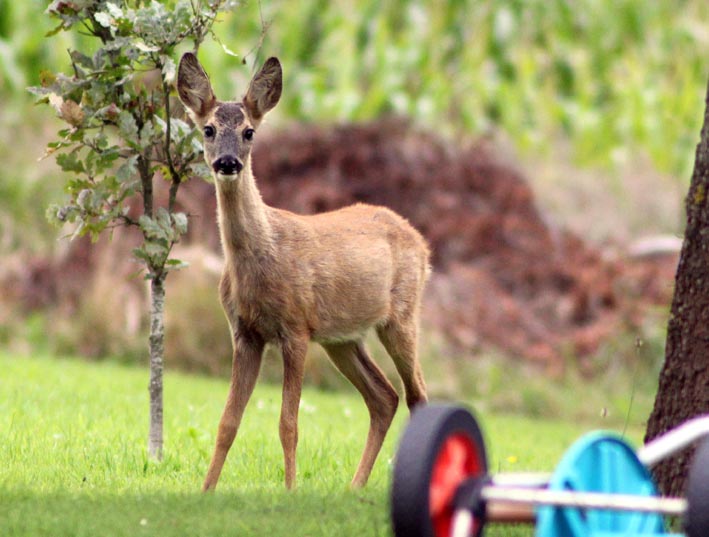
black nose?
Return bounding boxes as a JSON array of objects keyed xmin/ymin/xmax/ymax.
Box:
[{"xmin": 212, "ymin": 155, "xmax": 243, "ymax": 175}]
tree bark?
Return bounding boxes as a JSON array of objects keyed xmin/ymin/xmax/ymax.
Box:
[
  {"xmin": 148, "ymin": 273, "xmax": 166, "ymax": 460},
  {"xmin": 644, "ymin": 80, "xmax": 709, "ymax": 497}
]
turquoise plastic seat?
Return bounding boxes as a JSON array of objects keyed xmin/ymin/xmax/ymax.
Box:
[{"xmin": 535, "ymin": 432, "xmax": 676, "ymax": 537}]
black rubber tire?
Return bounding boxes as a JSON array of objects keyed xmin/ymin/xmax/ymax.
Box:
[
  {"xmin": 390, "ymin": 404, "xmax": 488, "ymax": 537},
  {"xmin": 685, "ymin": 437, "xmax": 709, "ymax": 537}
]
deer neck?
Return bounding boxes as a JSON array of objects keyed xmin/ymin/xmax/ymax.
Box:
[{"xmin": 215, "ymin": 158, "xmax": 274, "ymax": 260}]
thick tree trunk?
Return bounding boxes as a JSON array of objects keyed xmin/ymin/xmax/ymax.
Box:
[
  {"xmin": 644, "ymin": 81, "xmax": 709, "ymax": 497},
  {"xmin": 148, "ymin": 273, "xmax": 166, "ymax": 460}
]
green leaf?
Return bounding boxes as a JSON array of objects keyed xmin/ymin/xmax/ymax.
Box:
[
  {"xmin": 155, "ymin": 207, "xmax": 172, "ymax": 235},
  {"xmin": 76, "ymin": 188, "xmax": 92, "ymax": 210},
  {"xmin": 172, "ymin": 212, "xmax": 188, "ymax": 235},
  {"xmin": 70, "ymin": 50, "xmax": 93, "ymax": 69},
  {"xmin": 132, "ymin": 247, "xmax": 150, "ymax": 263},
  {"xmin": 39, "ymin": 70, "xmax": 57, "ymax": 87},
  {"xmin": 165, "ymin": 258, "xmax": 189, "ymax": 271},
  {"xmin": 118, "ymin": 111, "xmax": 139, "ymax": 145},
  {"xmin": 105, "ymin": 2, "xmax": 123, "ymax": 19},
  {"xmin": 47, "ymin": 203, "xmax": 77, "ymax": 226},
  {"xmin": 93, "ymin": 11, "xmax": 113, "ymax": 28},
  {"xmin": 45, "ymin": 21, "xmax": 67, "ymax": 37},
  {"xmin": 116, "ymin": 155, "xmax": 138, "ymax": 183},
  {"xmin": 133, "ymin": 239, "xmax": 170, "ymax": 270},
  {"xmin": 139, "ymin": 121, "xmax": 157, "ymax": 149},
  {"xmin": 134, "ymin": 40, "xmax": 159, "ymax": 53},
  {"xmin": 143, "ymin": 240, "xmax": 168, "ymax": 258},
  {"xmin": 161, "ymin": 56, "xmax": 176, "ymax": 84},
  {"xmin": 138, "ymin": 215, "xmax": 167, "ymax": 241},
  {"xmin": 56, "ymin": 151, "xmax": 85, "ymax": 174},
  {"xmin": 189, "ymin": 161, "xmax": 210, "ymax": 181}
]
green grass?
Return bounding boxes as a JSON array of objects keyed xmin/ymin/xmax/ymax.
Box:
[{"xmin": 0, "ymin": 353, "xmax": 648, "ymax": 536}]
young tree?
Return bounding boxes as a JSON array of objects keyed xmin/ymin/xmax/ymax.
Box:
[
  {"xmin": 30, "ymin": 0, "xmax": 237, "ymax": 460},
  {"xmin": 644, "ymin": 80, "xmax": 709, "ymax": 496}
]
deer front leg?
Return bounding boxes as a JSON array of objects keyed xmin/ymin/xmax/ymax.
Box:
[
  {"xmin": 279, "ymin": 335, "xmax": 308, "ymax": 489},
  {"xmin": 203, "ymin": 325, "xmax": 265, "ymax": 491}
]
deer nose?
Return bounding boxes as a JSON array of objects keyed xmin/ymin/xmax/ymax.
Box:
[{"xmin": 213, "ymin": 155, "xmax": 243, "ymax": 175}]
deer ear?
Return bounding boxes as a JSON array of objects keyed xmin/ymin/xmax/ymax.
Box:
[
  {"xmin": 177, "ymin": 52, "xmax": 217, "ymax": 121},
  {"xmin": 243, "ymin": 57, "xmax": 282, "ymax": 123}
]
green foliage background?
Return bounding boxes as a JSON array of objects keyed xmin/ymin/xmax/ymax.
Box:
[
  {"xmin": 3, "ymin": 1, "xmax": 708, "ymax": 170},
  {"xmin": 2, "ymin": 1, "xmax": 708, "ymax": 250}
]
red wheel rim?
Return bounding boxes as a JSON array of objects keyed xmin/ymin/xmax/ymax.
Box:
[{"xmin": 430, "ymin": 433, "xmax": 483, "ymax": 537}]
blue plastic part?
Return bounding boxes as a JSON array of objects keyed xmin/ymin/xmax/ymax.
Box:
[{"xmin": 535, "ymin": 432, "xmax": 674, "ymax": 537}]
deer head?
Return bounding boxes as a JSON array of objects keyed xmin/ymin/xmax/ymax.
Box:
[{"xmin": 177, "ymin": 52, "xmax": 282, "ymax": 180}]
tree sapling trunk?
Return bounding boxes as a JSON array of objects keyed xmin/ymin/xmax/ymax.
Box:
[{"xmin": 148, "ymin": 272, "xmax": 166, "ymax": 460}]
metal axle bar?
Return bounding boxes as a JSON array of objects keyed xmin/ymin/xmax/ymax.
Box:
[
  {"xmin": 451, "ymin": 487, "xmax": 686, "ymax": 537},
  {"xmin": 638, "ymin": 415, "xmax": 709, "ymax": 467},
  {"xmin": 480, "ymin": 486, "xmax": 687, "ymax": 516}
]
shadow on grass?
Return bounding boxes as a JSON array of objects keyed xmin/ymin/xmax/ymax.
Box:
[{"xmin": 1, "ymin": 486, "xmax": 392, "ymax": 537}]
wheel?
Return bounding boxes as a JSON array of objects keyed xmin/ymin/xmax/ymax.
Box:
[
  {"xmin": 685, "ymin": 437, "xmax": 709, "ymax": 537},
  {"xmin": 535, "ymin": 432, "xmax": 665, "ymax": 537},
  {"xmin": 390, "ymin": 404, "xmax": 488, "ymax": 537}
]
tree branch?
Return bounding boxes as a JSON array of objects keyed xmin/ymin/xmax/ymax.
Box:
[
  {"xmin": 138, "ymin": 151, "xmax": 153, "ymax": 218},
  {"xmin": 162, "ymin": 81, "xmax": 182, "ymax": 214}
]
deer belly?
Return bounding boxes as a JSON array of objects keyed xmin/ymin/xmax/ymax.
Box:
[{"xmin": 310, "ymin": 273, "xmax": 391, "ymax": 343}]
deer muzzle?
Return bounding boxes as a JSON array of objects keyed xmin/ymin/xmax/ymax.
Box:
[{"xmin": 212, "ymin": 155, "xmax": 243, "ymax": 177}]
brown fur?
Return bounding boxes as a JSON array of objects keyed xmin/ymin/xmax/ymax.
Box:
[{"xmin": 177, "ymin": 52, "xmax": 429, "ymax": 491}]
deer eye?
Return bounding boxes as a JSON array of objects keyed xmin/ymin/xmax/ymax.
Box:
[
  {"xmin": 243, "ymin": 128, "xmax": 255, "ymax": 141},
  {"xmin": 203, "ymin": 125, "xmax": 215, "ymax": 138}
]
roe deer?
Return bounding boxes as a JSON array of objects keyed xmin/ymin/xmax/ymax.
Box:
[{"xmin": 177, "ymin": 52, "xmax": 430, "ymax": 491}]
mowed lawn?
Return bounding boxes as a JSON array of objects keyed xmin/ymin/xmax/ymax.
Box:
[{"xmin": 0, "ymin": 353, "xmax": 647, "ymax": 536}]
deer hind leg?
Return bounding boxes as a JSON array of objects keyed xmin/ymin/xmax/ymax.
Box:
[
  {"xmin": 322, "ymin": 340, "xmax": 399, "ymax": 488},
  {"xmin": 376, "ymin": 319, "xmax": 427, "ymax": 411},
  {"xmin": 279, "ymin": 336, "xmax": 308, "ymax": 489},
  {"xmin": 203, "ymin": 326, "xmax": 265, "ymax": 492}
]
